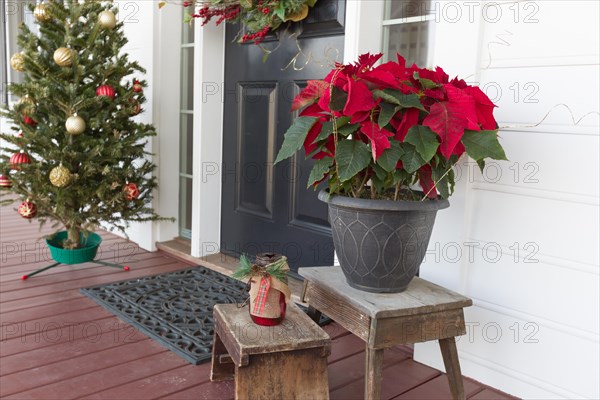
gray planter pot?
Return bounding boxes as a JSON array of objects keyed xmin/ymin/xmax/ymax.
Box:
[{"xmin": 319, "ymin": 190, "xmax": 449, "ymax": 293}]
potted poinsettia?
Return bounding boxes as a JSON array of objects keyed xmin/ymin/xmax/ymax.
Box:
[{"xmin": 274, "ymin": 53, "xmax": 507, "ymax": 293}]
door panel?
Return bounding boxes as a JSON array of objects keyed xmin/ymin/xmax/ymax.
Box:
[
  {"xmin": 235, "ymin": 82, "xmax": 277, "ymax": 219},
  {"xmin": 221, "ymin": 0, "xmax": 345, "ymax": 274}
]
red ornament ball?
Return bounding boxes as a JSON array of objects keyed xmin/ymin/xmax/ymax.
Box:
[
  {"xmin": 18, "ymin": 201, "xmax": 37, "ymax": 219},
  {"xmin": 123, "ymin": 183, "xmax": 140, "ymax": 200},
  {"xmin": 23, "ymin": 116, "xmax": 37, "ymax": 126},
  {"xmin": 132, "ymin": 80, "xmax": 143, "ymax": 93},
  {"xmin": 10, "ymin": 152, "xmax": 31, "ymax": 169},
  {"xmin": 0, "ymin": 174, "xmax": 12, "ymax": 189},
  {"xmin": 96, "ymin": 84, "xmax": 116, "ymax": 99}
]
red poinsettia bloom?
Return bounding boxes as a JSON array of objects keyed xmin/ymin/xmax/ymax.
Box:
[{"xmin": 275, "ymin": 52, "xmax": 506, "ymax": 200}]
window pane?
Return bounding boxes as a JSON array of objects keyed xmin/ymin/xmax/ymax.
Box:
[
  {"xmin": 384, "ymin": 22, "xmax": 431, "ymax": 67},
  {"xmin": 1, "ymin": 0, "xmax": 7, "ymax": 105},
  {"xmin": 385, "ymin": 0, "xmax": 433, "ymax": 20},
  {"xmin": 182, "ymin": 19, "xmax": 194, "ymax": 44},
  {"xmin": 180, "ymin": 48, "xmax": 194, "ymax": 110},
  {"xmin": 179, "ymin": 113, "xmax": 193, "ymax": 176},
  {"xmin": 179, "ymin": 176, "xmax": 193, "ymax": 235}
]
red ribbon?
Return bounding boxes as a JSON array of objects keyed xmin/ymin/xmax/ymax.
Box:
[{"xmin": 252, "ymin": 276, "xmax": 271, "ymax": 315}]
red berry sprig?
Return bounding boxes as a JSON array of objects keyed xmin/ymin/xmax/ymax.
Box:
[
  {"xmin": 241, "ymin": 26, "xmax": 270, "ymax": 44},
  {"xmin": 193, "ymin": 4, "xmax": 240, "ymax": 27}
]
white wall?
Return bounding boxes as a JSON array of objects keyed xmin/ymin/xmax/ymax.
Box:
[{"xmin": 413, "ymin": 2, "xmax": 600, "ymax": 399}]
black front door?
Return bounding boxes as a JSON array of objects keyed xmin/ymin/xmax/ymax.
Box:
[{"xmin": 221, "ymin": 1, "xmax": 345, "ymax": 274}]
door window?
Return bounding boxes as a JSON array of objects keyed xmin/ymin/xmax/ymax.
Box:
[
  {"xmin": 382, "ymin": 0, "xmax": 434, "ymax": 66},
  {"xmin": 178, "ymin": 14, "xmax": 194, "ymax": 239}
]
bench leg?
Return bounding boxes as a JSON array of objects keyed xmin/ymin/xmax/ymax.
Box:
[
  {"xmin": 210, "ymin": 331, "xmax": 235, "ymax": 382},
  {"xmin": 439, "ymin": 337, "xmax": 465, "ymax": 400},
  {"xmin": 235, "ymin": 348, "xmax": 329, "ymax": 400},
  {"xmin": 364, "ymin": 347, "xmax": 384, "ymax": 400}
]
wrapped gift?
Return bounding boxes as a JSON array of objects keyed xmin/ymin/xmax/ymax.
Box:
[{"xmin": 234, "ymin": 253, "xmax": 291, "ymax": 326}]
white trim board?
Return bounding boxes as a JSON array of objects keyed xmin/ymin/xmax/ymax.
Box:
[{"xmin": 190, "ymin": 23, "xmax": 225, "ymax": 258}]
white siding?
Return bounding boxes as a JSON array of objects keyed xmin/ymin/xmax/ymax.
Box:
[{"xmin": 415, "ymin": 1, "xmax": 600, "ymax": 398}]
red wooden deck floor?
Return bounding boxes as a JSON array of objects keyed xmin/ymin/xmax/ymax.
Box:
[{"xmin": 0, "ymin": 204, "xmax": 516, "ymax": 399}]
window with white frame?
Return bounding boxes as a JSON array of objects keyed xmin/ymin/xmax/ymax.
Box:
[
  {"xmin": 1, "ymin": 0, "xmax": 8, "ymax": 105},
  {"xmin": 2, "ymin": 0, "xmax": 39, "ymax": 105},
  {"xmin": 178, "ymin": 13, "xmax": 194, "ymax": 239},
  {"xmin": 382, "ymin": 0, "xmax": 434, "ymax": 66}
]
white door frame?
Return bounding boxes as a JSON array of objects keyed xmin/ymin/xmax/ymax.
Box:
[{"xmin": 189, "ymin": 23, "xmax": 226, "ymax": 258}]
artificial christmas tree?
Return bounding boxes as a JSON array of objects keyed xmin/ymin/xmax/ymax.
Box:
[{"xmin": 1, "ymin": 0, "xmax": 166, "ymax": 273}]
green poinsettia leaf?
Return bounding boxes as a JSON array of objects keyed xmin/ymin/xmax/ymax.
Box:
[
  {"xmin": 448, "ymin": 168, "xmax": 456, "ymax": 194},
  {"xmin": 314, "ymin": 116, "xmax": 351, "ymax": 143},
  {"xmin": 399, "ymin": 143, "xmax": 426, "ymax": 173},
  {"xmin": 274, "ymin": 117, "xmax": 318, "ymax": 164},
  {"xmin": 413, "ymin": 72, "xmax": 439, "ymax": 89},
  {"xmin": 307, "ymin": 158, "xmax": 333, "ymax": 188},
  {"xmin": 404, "ymin": 125, "xmax": 439, "ymax": 162},
  {"xmin": 306, "ymin": 0, "xmax": 318, "ymax": 7},
  {"xmin": 476, "ymin": 159, "xmax": 485, "ymax": 173},
  {"xmin": 336, "ymin": 140, "xmax": 371, "ymax": 182},
  {"xmin": 462, "ymin": 130, "xmax": 507, "ymax": 161},
  {"xmin": 372, "ymin": 163, "xmax": 388, "ymax": 181},
  {"xmin": 338, "ymin": 122, "xmax": 360, "ymax": 137},
  {"xmin": 432, "ymin": 166, "xmax": 450, "ymax": 199},
  {"xmin": 330, "ymin": 86, "xmax": 348, "ymax": 112},
  {"xmin": 378, "ymin": 103, "xmax": 398, "ymax": 129},
  {"xmin": 373, "ymin": 89, "xmax": 426, "ymax": 111},
  {"xmin": 370, "ymin": 173, "xmax": 386, "ymax": 195},
  {"xmin": 377, "ymin": 141, "xmax": 402, "ymax": 172}
]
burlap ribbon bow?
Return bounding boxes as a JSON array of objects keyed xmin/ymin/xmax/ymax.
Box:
[{"xmin": 248, "ymin": 257, "xmax": 292, "ymax": 319}]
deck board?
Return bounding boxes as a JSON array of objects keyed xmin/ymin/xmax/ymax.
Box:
[{"xmin": 0, "ymin": 205, "xmax": 514, "ymax": 399}]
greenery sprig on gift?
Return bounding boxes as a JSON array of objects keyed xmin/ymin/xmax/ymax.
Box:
[
  {"xmin": 161, "ymin": 0, "xmax": 317, "ymax": 44},
  {"xmin": 232, "ymin": 255, "xmax": 288, "ymax": 282},
  {"xmin": 274, "ymin": 53, "xmax": 508, "ymax": 201}
]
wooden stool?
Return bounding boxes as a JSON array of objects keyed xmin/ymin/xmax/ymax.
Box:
[
  {"xmin": 300, "ymin": 266, "xmax": 473, "ymax": 400},
  {"xmin": 210, "ymin": 303, "xmax": 331, "ymax": 400}
]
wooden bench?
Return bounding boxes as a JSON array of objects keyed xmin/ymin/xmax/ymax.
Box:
[
  {"xmin": 210, "ymin": 303, "xmax": 331, "ymax": 399},
  {"xmin": 300, "ymin": 266, "xmax": 473, "ymax": 400}
]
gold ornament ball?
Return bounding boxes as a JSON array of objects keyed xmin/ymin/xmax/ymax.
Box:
[
  {"xmin": 19, "ymin": 95, "xmax": 36, "ymax": 116},
  {"xmin": 10, "ymin": 53, "xmax": 25, "ymax": 72},
  {"xmin": 34, "ymin": 3, "xmax": 51, "ymax": 22},
  {"xmin": 65, "ymin": 114, "xmax": 86, "ymax": 135},
  {"xmin": 99, "ymin": 10, "xmax": 116, "ymax": 29},
  {"xmin": 49, "ymin": 165, "xmax": 72, "ymax": 187},
  {"xmin": 54, "ymin": 47, "xmax": 74, "ymax": 67},
  {"xmin": 19, "ymin": 95, "xmax": 35, "ymax": 106}
]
